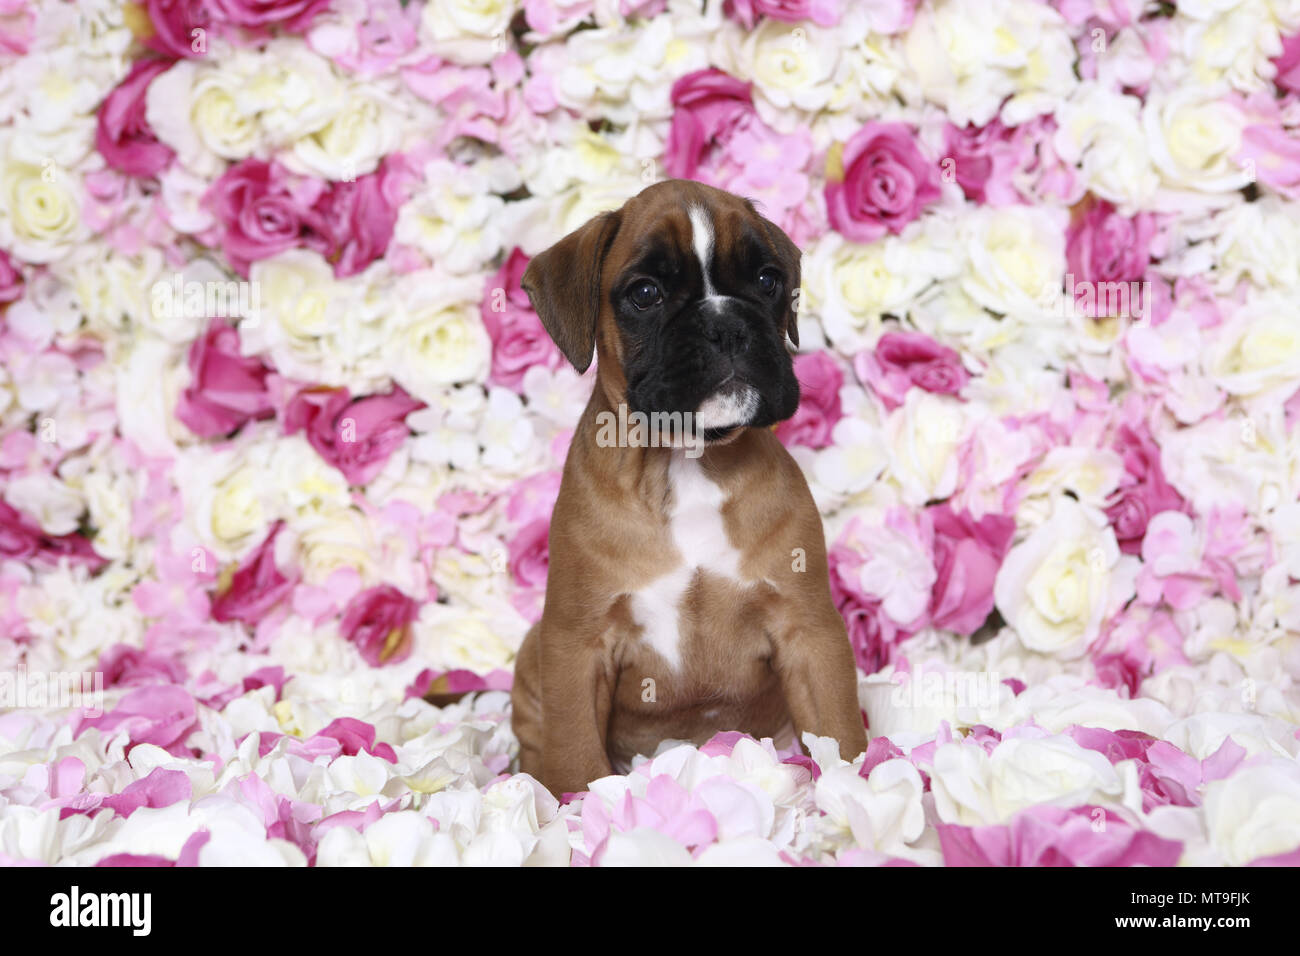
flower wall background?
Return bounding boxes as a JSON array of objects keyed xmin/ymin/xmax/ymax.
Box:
[{"xmin": 1, "ymin": 0, "xmax": 1300, "ymax": 867}]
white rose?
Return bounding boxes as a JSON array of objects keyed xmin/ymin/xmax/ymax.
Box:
[
  {"xmin": 385, "ymin": 272, "xmax": 491, "ymax": 401},
  {"xmin": 904, "ymin": 0, "xmax": 1075, "ymax": 126},
  {"xmin": 931, "ymin": 735, "xmax": 1123, "ymax": 825},
  {"xmin": 1203, "ymin": 761, "xmax": 1300, "ymax": 865},
  {"xmin": 960, "ymin": 205, "xmax": 1068, "ymax": 324},
  {"xmin": 995, "ymin": 496, "xmax": 1139, "ymax": 658},
  {"xmin": 147, "ymin": 59, "xmax": 260, "ymax": 177},
  {"xmin": 1144, "ymin": 90, "xmax": 1251, "ymax": 204},
  {"xmin": 0, "ymin": 140, "xmax": 88, "ymax": 265},
  {"xmin": 1053, "ymin": 84, "xmax": 1159, "ymax": 209},
  {"xmin": 884, "ymin": 390, "xmax": 966, "ymax": 507},
  {"xmin": 1206, "ymin": 295, "xmax": 1300, "ymax": 399},
  {"xmin": 287, "ymin": 88, "xmax": 404, "ymax": 182},
  {"xmin": 720, "ymin": 16, "xmax": 854, "ymax": 119},
  {"xmin": 420, "ymin": 0, "xmax": 518, "ymax": 64}
]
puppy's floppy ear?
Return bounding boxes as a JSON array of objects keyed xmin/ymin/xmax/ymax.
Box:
[
  {"xmin": 757, "ymin": 215, "xmax": 803, "ymax": 349},
  {"xmin": 520, "ymin": 210, "xmax": 622, "ymax": 374}
]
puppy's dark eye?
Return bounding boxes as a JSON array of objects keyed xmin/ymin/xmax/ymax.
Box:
[
  {"xmin": 758, "ymin": 268, "xmax": 780, "ymax": 296},
  {"xmin": 629, "ymin": 279, "xmax": 662, "ymax": 310}
]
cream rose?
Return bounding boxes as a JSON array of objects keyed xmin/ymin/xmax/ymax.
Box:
[{"xmin": 995, "ymin": 496, "xmax": 1139, "ymax": 658}]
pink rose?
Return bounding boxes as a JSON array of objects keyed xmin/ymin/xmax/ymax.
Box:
[
  {"xmin": 339, "ymin": 584, "xmax": 419, "ymax": 667},
  {"xmin": 925, "ymin": 504, "xmax": 1016, "ymax": 636},
  {"xmin": 1274, "ymin": 32, "xmax": 1300, "ymax": 93},
  {"xmin": 312, "ymin": 159, "xmax": 401, "ymax": 278},
  {"xmin": 0, "ymin": 248, "xmax": 22, "ymax": 303},
  {"xmin": 941, "ymin": 119, "xmax": 1030, "ymax": 206},
  {"xmin": 203, "ymin": 159, "xmax": 332, "ymax": 277},
  {"xmin": 774, "ymin": 350, "xmax": 843, "ymax": 449},
  {"xmin": 665, "ymin": 68, "xmax": 755, "ymax": 180},
  {"xmin": 211, "ymin": 520, "xmax": 296, "ymax": 626},
  {"xmin": 176, "ymin": 320, "xmax": 275, "ymax": 438},
  {"xmin": 828, "ymin": 522, "xmax": 915, "ymax": 674},
  {"xmin": 209, "ymin": 0, "xmax": 331, "ymax": 31},
  {"xmin": 508, "ymin": 518, "xmax": 550, "ymax": 590},
  {"xmin": 1065, "ymin": 199, "xmax": 1155, "ymax": 314},
  {"xmin": 1104, "ymin": 424, "xmax": 1186, "ymax": 555},
  {"xmin": 724, "ymin": 0, "xmax": 842, "ymax": 29},
  {"xmin": 826, "ymin": 122, "xmax": 940, "ymax": 242},
  {"xmin": 284, "ymin": 383, "xmax": 425, "ymax": 486},
  {"xmin": 143, "ymin": 0, "xmax": 215, "ymax": 59},
  {"xmin": 98, "ymin": 644, "xmax": 189, "ymax": 688},
  {"xmin": 480, "ymin": 248, "xmax": 564, "ymax": 389},
  {"xmin": 855, "ymin": 330, "xmax": 970, "ymax": 411},
  {"xmin": 95, "ymin": 58, "xmax": 176, "ymax": 179}
]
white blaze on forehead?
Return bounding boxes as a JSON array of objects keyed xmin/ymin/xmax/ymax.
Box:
[
  {"xmin": 689, "ymin": 203, "xmax": 734, "ymax": 311},
  {"xmin": 688, "ymin": 204, "xmax": 716, "ymax": 295}
]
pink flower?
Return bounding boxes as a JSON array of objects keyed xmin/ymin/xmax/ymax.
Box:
[
  {"xmin": 95, "ymin": 57, "xmax": 176, "ymax": 179},
  {"xmin": 176, "ymin": 320, "xmax": 275, "ymax": 438},
  {"xmin": 339, "ymin": 584, "xmax": 419, "ymax": 666},
  {"xmin": 926, "ymin": 504, "xmax": 1016, "ymax": 636},
  {"xmin": 828, "ymin": 520, "xmax": 916, "ymax": 674},
  {"xmin": 1104, "ymin": 424, "xmax": 1186, "ymax": 555},
  {"xmin": 314, "ymin": 717, "xmax": 397, "ymax": 762},
  {"xmin": 724, "ymin": 0, "xmax": 842, "ymax": 29},
  {"xmin": 312, "ymin": 159, "xmax": 401, "ymax": 278},
  {"xmin": 825, "ymin": 122, "xmax": 940, "ymax": 242},
  {"xmin": 480, "ymin": 248, "xmax": 564, "ymax": 389},
  {"xmin": 508, "ymin": 518, "xmax": 549, "ymax": 591},
  {"xmin": 937, "ymin": 805, "xmax": 1182, "ymax": 866},
  {"xmin": 774, "ymin": 350, "xmax": 843, "ymax": 449},
  {"xmin": 209, "ymin": 0, "xmax": 331, "ymax": 31},
  {"xmin": 0, "ymin": 500, "xmax": 107, "ymax": 572},
  {"xmin": 143, "ymin": 0, "xmax": 214, "ymax": 59},
  {"xmin": 203, "ymin": 159, "xmax": 332, "ymax": 277},
  {"xmin": 77, "ymin": 685, "xmax": 198, "ymax": 757},
  {"xmin": 283, "ymin": 383, "xmax": 424, "ymax": 486},
  {"xmin": 581, "ymin": 775, "xmax": 719, "ymax": 864},
  {"xmin": 1235, "ymin": 92, "xmax": 1300, "ymax": 200},
  {"xmin": 211, "ymin": 520, "xmax": 296, "ymax": 626},
  {"xmin": 0, "ymin": 248, "xmax": 22, "ymax": 303},
  {"xmin": 665, "ymin": 68, "xmax": 756, "ymax": 180},
  {"xmin": 941, "ymin": 119, "xmax": 1030, "ymax": 206},
  {"xmin": 1065, "ymin": 199, "xmax": 1155, "ymax": 314},
  {"xmin": 856, "ymin": 330, "xmax": 970, "ymax": 411},
  {"xmin": 1274, "ymin": 32, "xmax": 1300, "ymax": 93},
  {"xmin": 98, "ymin": 644, "xmax": 189, "ymax": 688}
]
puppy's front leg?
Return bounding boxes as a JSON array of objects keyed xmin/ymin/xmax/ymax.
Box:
[
  {"xmin": 771, "ymin": 602, "xmax": 867, "ymax": 763},
  {"xmin": 538, "ymin": 617, "xmax": 616, "ymax": 797}
]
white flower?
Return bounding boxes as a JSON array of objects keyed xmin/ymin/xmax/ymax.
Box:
[
  {"xmin": 1203, "ymin": 760, "xmax": 1300, "ymax": 865},
  {"xmin": 385, "ymin": 272, "xmax": 491, "ymax": 400},
  {"xmin": 995, "ymin": 496, "xmax": 1138, "ymax": 658},
  {"xmin": 1053, "ymin": 84, "xmax": 1159, "ymax": 210},
  {"xmin": 1144, "ymin": 89, "xmax": 1251, "ymax": 206},
  {"xmin": 931, "ymin": 735, "xmax": 1123, "ymax": 825}
]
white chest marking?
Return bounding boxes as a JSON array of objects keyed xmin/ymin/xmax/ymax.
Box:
[
  {"xmin": 688, "ymin": 203, "xmax": 736, "ymax": 314},
  {"xmin": 630, "ymin": 455, "xmax": 746, "ymax": 671}
]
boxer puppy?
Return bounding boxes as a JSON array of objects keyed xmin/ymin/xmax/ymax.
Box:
[{"xmin": 511, "ymin": 179, "xmax": 866, "ymax": 797}]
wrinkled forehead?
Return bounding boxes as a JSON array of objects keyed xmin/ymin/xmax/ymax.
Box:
[{"xmin": 606, "ymin": 185, "xmax": 776, "ymax": 285}]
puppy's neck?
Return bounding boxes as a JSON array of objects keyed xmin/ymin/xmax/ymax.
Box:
[{"xmin": 574, "ymin": 385, "xmax": 759, "ymax": 509}]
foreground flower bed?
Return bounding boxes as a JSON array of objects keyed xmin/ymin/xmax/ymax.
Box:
[{"xmin": 2, "ymin": 1, "xmax": 1300, "ymax": 865}]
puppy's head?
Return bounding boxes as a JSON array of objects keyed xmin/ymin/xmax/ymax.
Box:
[{"xmin": 520, "ymin": 179, "xmax": 802, "ymax": 441}]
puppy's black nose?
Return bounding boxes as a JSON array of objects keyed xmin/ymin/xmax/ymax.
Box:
[{"xmin": 701, "ymin": 314, "xmax": 750, "ymax": 355}]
